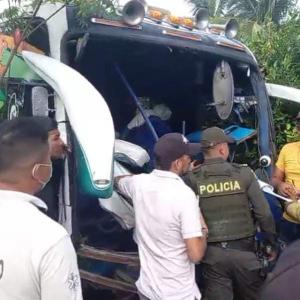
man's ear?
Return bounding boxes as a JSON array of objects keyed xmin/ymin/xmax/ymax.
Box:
[
  {"xmin": 219, "ymin": 144, "xmax": 226, "ymax": 156},
  {"xmin": 174, "ymin": 158, "xmax": 182, "ymax": 170},
  {"xmin": 217, "ymin": 144, "xmax": 223, "ymax": 155}
]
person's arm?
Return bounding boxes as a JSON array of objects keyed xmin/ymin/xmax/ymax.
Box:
[
  {"xmin": 271, "ymin": 146, "xmax": 296, "ymax": 198},
  {"xmin": 185, "ymin": 236, "xmax": 206, "ymax": 263},
  {"xmin": 114, "ymin": 175, "xmax": 135, "ymax": 199},
  {"xmin": 114, "ymin": 175, "xmax": 132, "ymax": 186},
  {"xmin": 271, "ymin": 167, "xmax": 296, "ymax": 198},
  {"xmin": 271, "ymin": 166, "xmax": 285, "ymax": 189},
  {"xmin": 181, "ymin": 191, "xmax": 207, "ymax": 263},
  {"xmin": 40, "ymin": 236, "xmax": 83, "ymax": 300},
  {"xmin": 199, "ymin": 209, "xmax": 208, "ymax": 237},
  {"xmin": 245, "ymin": 168, "xmax": 276, "ymax": 237},
  {"xmin": 246, "ymin": 169, "xmax": 278, "ymax": 260}
]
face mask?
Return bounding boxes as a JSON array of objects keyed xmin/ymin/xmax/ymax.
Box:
[{"xmin": 32, "ymin": 163, "xmax": 53, "ymax": 189}]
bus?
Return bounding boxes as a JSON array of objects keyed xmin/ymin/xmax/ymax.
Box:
[{"xmin": 0, "ymin": 1, "xmax": 295, "ymax": 297}]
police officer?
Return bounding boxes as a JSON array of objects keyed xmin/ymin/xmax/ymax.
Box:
[{"xmin": 185, "ymin": 127, "xmax": 276, "ymax": 300}]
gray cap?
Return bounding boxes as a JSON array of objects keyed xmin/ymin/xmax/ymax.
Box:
[{"xmin": 201, "ymin": 126, "xmax": 234, "ymax": 148}]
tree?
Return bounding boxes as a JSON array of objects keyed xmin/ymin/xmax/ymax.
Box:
[
  {"xmin": 0, "ymin": 0, "xmax": 119, "ymax": 81},
  {"xmin": 0, "ymin": 6, "xmax": 29, "ymax": 34},
  {"xmin": 186, "ymin": 0, "xmax": 295, "ymax": 23},
  {"xmin": 225, "ymin": 0, "xmax": 295, "ymax": 23},
  {"xmin": 244, "ymin": 12, "xmax": 300, "ymax": 148},
  {"xmin": 187, "ymin": 0, "xmax": 226, "ymax": 17},
  {"xmin": 0, "ymin": 0, "xmax": 119, "ymax": 35}
]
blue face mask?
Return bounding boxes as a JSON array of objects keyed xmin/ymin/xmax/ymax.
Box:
[{"xmin": 32, "ymin": 163, "xmax": 53, "ymax": 189}]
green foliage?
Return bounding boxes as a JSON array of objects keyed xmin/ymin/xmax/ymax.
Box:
[
  {"xmin": 245, "ymin": 15, "xmax": 300, "ymax": 86},
  {"xmin": 0, "ymin": 5, "xmax": 29, "ymax": 34},
  {"xmin": 271, "ymin": 101, "xmax": 300, "ymax": 149},
  {"xmin": 226, "ymin": 0, "xmax": 294, "ymax": 24},
  {"xmin": 186, "ymin": 0, "xmax": 295, "ymax": 23},
  {"xmin": 243, "ymin": 12, "xmax": 300, "ymax": 150},
  {"xmin": 49, "ymin": 0, "xmax": 119, "ymax": 27},
  {"xmin": 75, "ymin": 0, "xmax": 119, "ymax": 27},
  {"xmin": 186, "ymin": 0, "xmax": 226, "ymax": 16},
  {"xmin": 0, "ymin": 0, "xmax": 119, "ymax": 33}
]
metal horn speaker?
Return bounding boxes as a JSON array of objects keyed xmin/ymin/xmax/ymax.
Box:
[
  {"xmin": 224, "ymin": 19, "xmax": 239, "ymax": 39},
  {"xmin": 122, "ymin": 0, "xmax": 147, "ymax": 26},
  {"xmin": 210, "ymin": 18, "xmax": 239, "ymax": 39},
  {"xmin": 195, "ymin": 8, "xmax": 209, "ymax": 30}
]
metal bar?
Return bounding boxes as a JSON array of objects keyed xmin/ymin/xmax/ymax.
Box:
[
  {"xmin": 78, "ymin": 244, "xmax": 140, "ymax": 266},
  {"xmin": 26, "ymin": 4, "xmax": 67, "ymax": 39},
  {"xmin": 114, "ymin": 64, "xmax": 159, "ymax": 141},
  {"xmin": 80, "ymin": 270, "xmax": 137, "ymax": 293}
]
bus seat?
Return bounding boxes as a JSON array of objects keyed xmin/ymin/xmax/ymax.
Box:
[{"xmin": 114, "ymin": 139, "xmax": 150, "ymax": 169}]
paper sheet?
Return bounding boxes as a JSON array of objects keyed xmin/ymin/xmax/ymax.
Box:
[{"xmin": 258, "ymin": 180, "xmax": 292, "ymax": 202}]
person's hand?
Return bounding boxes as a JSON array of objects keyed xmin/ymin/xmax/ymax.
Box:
[
  {"xmin": 189, "ymin": 160, "xmax": 201, "ymax": 172},
  {"xmin": 63, "ymin": 144, "xmax": 71, "ymax": 154},
  {"xmin": 267, "ymin": 250, "xmax": 278, "ymax": 262},
  {"xmin": 278, "ymin": 182, "xmax": 297, "ymax": 198}
]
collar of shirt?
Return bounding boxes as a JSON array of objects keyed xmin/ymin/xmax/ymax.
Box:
[
  {"xmin": 151, "ymin": 169, "xmax": 183, "ymax": 181},
  {"xmin": 0, "ymin": 189, "xmax": 48, "ymax": 210},
  {"xmin": 204, "ymin": 157, "xmax": 227, "ymax": 165}
]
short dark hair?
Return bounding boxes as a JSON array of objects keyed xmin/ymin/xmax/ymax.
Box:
[
  {"xmin": 154, "ymin": 154, "xmax": 172, "ymax": 171},
  {"xmin": 32, "ymin": 116, "xmax": 58, "ymax": 132},
  {"xmin": 0, "ymin": 117, "xmax": 49, "ymax": 172},
  {"xmin": 201, "ymin": 146, "xmax": 215, "ymax": 156}
]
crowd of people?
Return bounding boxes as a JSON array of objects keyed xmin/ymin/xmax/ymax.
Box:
[{"xmin": 1, "ymin": 112, "xmax": 300, "ymax": 300}]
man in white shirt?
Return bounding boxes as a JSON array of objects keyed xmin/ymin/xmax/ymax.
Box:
[
  {"xmin": 0, "ymin": 117, "xmax": 82, "ymax": 300},
  {"xmin": 116, "ymin": 133, "xmax": 207, "ymax": 300}
]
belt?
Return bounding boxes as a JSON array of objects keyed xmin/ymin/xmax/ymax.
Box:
[{"xmin": 209, "ymin": 237, "xmax": 255, "ymax": 252}]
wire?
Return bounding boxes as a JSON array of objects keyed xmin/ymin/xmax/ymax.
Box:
[{"xmin": 26, "ymin": 4, "xmax": 66, "ymax": 38}]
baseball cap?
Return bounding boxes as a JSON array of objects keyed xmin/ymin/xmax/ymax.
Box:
[
  {"xmin": 154, "ymin": 133, "xmax": 201, "ymax": 165},
  {"xmin": 201, "ymin": 126, "xmax": 234, "ymax": 148}
]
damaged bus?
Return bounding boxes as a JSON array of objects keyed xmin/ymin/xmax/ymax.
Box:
[{"xmin": 1, "ymin": 0, "xmax": 298, "ymax": 297}]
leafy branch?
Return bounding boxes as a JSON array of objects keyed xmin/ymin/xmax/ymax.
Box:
[
  {"xmin": 0, "ymin": 0, "xmax": 119, "ymax": 34},
  {"xmin": 0, "ymin": 5, "xmax": 29, "ymax": 34}
]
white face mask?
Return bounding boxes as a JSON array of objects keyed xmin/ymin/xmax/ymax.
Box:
[{"xmin": 32, "ymin": 163, "xmax": 53, "ymax": 189}]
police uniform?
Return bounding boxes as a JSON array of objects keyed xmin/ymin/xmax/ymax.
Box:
[{"xmin": 185, "ymin": 127, "xmax": 276, "ymax": 300}]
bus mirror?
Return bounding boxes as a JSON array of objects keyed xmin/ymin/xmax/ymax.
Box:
[{"xmin": 31, "ymin": 86, "xmax": 49, "ymax": 116}]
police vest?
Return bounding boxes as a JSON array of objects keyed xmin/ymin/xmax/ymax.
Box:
[{"xmin": 192, "ymin": 163, "xmax": 256, "ymax": 243}]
